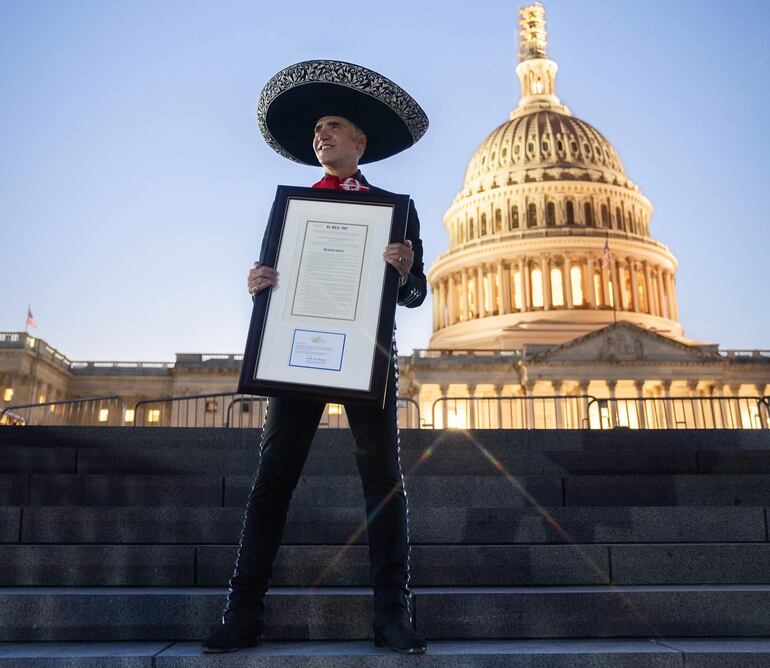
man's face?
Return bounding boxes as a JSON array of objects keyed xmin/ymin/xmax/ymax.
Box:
[{"xmin": 313, "ymin": 116, "xmax": 366, "ymax": 170}]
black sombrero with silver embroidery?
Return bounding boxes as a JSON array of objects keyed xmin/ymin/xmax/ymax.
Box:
[{"xmin": 257, "ymin": 60, "xmax": 429, "ymax": 165}]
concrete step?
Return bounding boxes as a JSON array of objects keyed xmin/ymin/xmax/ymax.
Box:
[
  {"xmin": 4, "ymin": 586, "xmax": 770, "ymax": 641},
  {"xmin": 4, "ymin": 542, "xmax": 770, "ymax": 588},
  {"xmin": 4, "ymin": 639, "xmax": 770, "ymax": 667},
  {"xmin": 0, "ymin": 544, "xmax": 611, "ymax": 587},
  {"xmin": 565, "ymin": 474, "xmax": 770, "ymax": 506},
  {"xmin": 13, "ymin": 472, "xmax": 770, "ymax": 508},
  {"xmin": 12, "ymin": 505, "xmax": 767, "ymax": 545},
  {"xmin": 3, "ymin": 426, "xmax": 770, "ymax": 453}
]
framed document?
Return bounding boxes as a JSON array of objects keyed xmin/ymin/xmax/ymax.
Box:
[{"xmin": 238, "ymin": 185, "xmax": 411, "ymax": 406}]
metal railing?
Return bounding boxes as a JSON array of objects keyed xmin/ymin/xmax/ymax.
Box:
[
  {"xmin": 0, "ymin": 396, "xmax": 127, "ymax": 427},
  {"xmin": 431, "ymin": 395, "xmax": 595, "ymax": 429},
  {"xmin": 132, "ymin": 393, "xmax": 422, "ymax": 429},
  {"xmin": 587, "ymin": 396, "xmax": 770, "ymax": 430}
]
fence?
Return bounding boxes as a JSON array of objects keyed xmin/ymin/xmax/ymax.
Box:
[{"xmin": 0, "ymin": 396, "xmax": 127, "ymax": 427}]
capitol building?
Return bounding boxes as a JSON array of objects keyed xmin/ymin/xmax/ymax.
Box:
[{"xmin": 1, "ymin": 2, "xmax": 768, "ymax": 430}]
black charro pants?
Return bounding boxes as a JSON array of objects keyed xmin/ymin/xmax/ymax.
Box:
[{"xmin": 225, "ymin": 347, "xmax": 410, "ymax": 618}]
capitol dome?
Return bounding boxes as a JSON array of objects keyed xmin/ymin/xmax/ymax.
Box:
[{"xmin": 428, "ymin": 1, "xmax": 683, "ymax": 350}]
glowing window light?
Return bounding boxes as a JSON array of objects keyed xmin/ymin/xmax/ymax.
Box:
[
  {"xmin": 3, "ymin": 388, "xmax": 13, "ymax": 402},
  {"xmin": 328, "ymin": 404, "xmax": 343, "ymax": 416},
  {"xmin": 571, "ymin": 266, "xmax": 584, "ymax": 306},
  {"xmin": 38, "ymin": 393, "xmax": 46, "ymax": 404},
  {"xmin": 98, "ymin": 408, "xmax": 109, "ymax": 422},
  {"xmin": 594, "ymin": 273, "xmax": 603, "ymax": 306},
  {"xmin": 147, "ymin": 409, "xmax": 161, "ymax": 423},
  {"xmin": 124, "ymin": 409, "xmax": 135, "ymax": 423},
  {"xmin": 531, "ymin": 268, "xmax": 544, "ymax": 307},
  {"xmin": 550, "ymin": 267, "xmax": 564, "ymax": 306}
]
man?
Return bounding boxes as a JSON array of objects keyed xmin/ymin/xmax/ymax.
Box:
[{"xmin": 203, "ymin": 60, "xmax": 428, "ymax": 655}]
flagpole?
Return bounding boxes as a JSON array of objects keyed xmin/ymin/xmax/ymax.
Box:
[{"xmin": 602, "ymin": 232, "xmax": 617, "ymax": 324}]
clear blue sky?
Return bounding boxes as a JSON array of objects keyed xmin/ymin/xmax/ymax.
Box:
[{"xmin": 1, "ymin": 0, "xmax": 768, "ymax": 361}]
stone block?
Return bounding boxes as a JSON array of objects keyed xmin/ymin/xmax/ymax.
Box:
[
  {"xmin": 565, "ymin": 474, "xmax": 770, "ymax": 506},
  {"xmin": 28, "ymin": 474, "xmax": 223, "ymax": 506},
  {"xmin": 0, "ymin": 447, "xmax": 76, "ymax": 473},
  {"xmin": 77, "ymin": 448, "xmax": 261, "ymax": 475},
  {"xmin": 416, "ymin": 586, "xmax": 770, "ymax": 638},
  {"xmin": 0, "ymin": 475, "xmax": 27, "ymax": 505},
  {"xmin": 22, "ymin": 508, "xmax": 243, "ymax": 544},
  {"xmin": 0, "ymin": 641, "xmax": 163, "ymax": 667},
  {"xmin": 611, "ymin": 544, "xmax": 770, "ymax": 585},
  {"xmin": 0, "ymin": 588, "xmax": 371, "ymax": 641},
  {"xmin": 0, "ymin": 545, "xmax": 195, "ymax": 586},
  {"xmin": 0, "ymin": 507, "xmax": 21, "ymax": 543},
  {"xmin": 698, "ymin": 451, "xmax": 770, "ymax": 474}
]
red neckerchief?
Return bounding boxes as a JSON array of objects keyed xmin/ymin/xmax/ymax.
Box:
[{"xmin": 312, "ymin": 173, "xmax": 370, "ymax": 191}]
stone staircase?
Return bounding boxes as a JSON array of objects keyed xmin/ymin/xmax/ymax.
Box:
[{"xmin": 2, "ymin": 426, "xmax": 770, "ymax": 666}]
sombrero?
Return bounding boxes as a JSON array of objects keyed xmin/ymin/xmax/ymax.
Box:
[{"xmin": 257, "ymin": 60, "xmax": 429, "ymax": 165}]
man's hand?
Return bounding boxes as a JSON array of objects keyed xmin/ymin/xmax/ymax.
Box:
[
  {"xmin": 247, "ymin": 262, "xmax": 279, "ymax": 295},
  {"xmin": 383, "ymin": 239, "xmax": 414, "ymax": 277}
]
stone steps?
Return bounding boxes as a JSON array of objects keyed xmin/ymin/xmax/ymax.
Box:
[
  {"xmin": 6, "ymin": 505, "xmax": 765, "ymax": 544},
  {"xmin": 4, "ymin": 638, "xmax": 770, "ymax": 667},
  {"xmin": 4, "ymin": 586, "xmax": 770, "ymax": 641},
  {"xmin": 4, "ymin": 542, "xmax": 770, "ymax": 587}
]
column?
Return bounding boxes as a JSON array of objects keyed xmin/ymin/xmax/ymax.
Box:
[
  {"xmin": 610, "ymin": 258, "xmax": 621, "ymax": 310},
  {"xmin": 584, "ymin": 256, "xmax": 596, "ymax": 308},
  {"xmin": 575, "ymin": 380, "xmax": 589, "ymax": 428},
  {"xmin": 522, "ymin": 256, "xmax": 532, "ymax": 310},
  {"xmin": 467, "ymin": 383, "xmax": 477, "ymax": 429},
  {"xmin": 670, "ymin": 275, "xmax": 680, "ymax": 321},
  {"xmin": 688, "ymin": 380, "xmax": 704, "ymax": 428},
  {"xmin": 438, "ymin": 384, "xmax": 449, "ymax": 429},
  {"xmin": 494, "ymin": 383, "xmax": 505, "ymax": 428},
  {"xmin": 438, "ymin": 279, "xmax": 447, "ymax": 329},
  {"xmin": 432, "ymin": 281, "xmax": 440, "ymax": 331},
  {"xmin": 543, "ymin": 254, "xmax": 552, "ymax": 310},
  {"xmin": 476, "ymin": 265, "xmax": 486, "ymax": 317},
  {"xmin": 447, "ymin": 274, "xmax": 457, "ymax": 325},
  {"xmin": 552, "ymin": 379, "xmax": 564, "ymax": 428},
  {"xmin": 656, "ymin": 267, "xmax": 666, "ymax": 318},
  {"xmin": 460, "ymin": 270, "xmax": 469, "ymax": 321},
  {"xmin": 660, "ymin": 380, "xmax": 674, "ymax": 428},
  {"xmin": 629, "ymin": 259, "xmax": 640, "ymax": 312},
  {"xmin": 501, "ymin": 261, "xmax": 512, "ymax": 314},
  {"xmin": 643, "ymin": 261, "xmax": 654, "ymax": 315},
  {"xmin": 663, "ymin": 271, "xmax": 674, "ymax": 320},
  {"xmin": 600, "ymin": 255, "xmax": 611, "ymax": 308},
  {"xmin": 634, "ymin": 379, "xmax": 647, "ymax": 428},
  {"xmin": 564, "ymin": 255, "xmax": 574, "ymax": 308},
  {"xmin": 607, "ymin": 379, "xmax": 618, "ymax": 428}
]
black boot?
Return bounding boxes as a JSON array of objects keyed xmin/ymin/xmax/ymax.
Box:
[
  {"xmin": 202, "ymin": 608, "xmax": 264, "ymax": 654},
  {"xmin": 373, "ymin": 590, "xmax": 427, "ymax": 655}
]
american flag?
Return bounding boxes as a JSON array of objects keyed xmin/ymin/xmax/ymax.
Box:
[
  {"xmin": 601, "ymin": 236, "xmax": 612, "ymax": 268},
  {"xmin": 26, "ymin": 306, "xmax": 37, "ymax": 329}
]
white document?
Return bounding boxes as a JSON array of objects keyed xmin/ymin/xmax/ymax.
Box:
[{"xmin": 289, "ymin": 329, "xmax": 346, "ymax": 371}]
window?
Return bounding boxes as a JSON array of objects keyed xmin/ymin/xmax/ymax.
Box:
[
  {"xmin": 601, "ymin": 204, "xmax": 609, "ymax": 227},
  {"xmin": 571, "ymin": 266, "xmax": 584, "ymax": 305},
  {"xmin": 148, "ymin": 409, "xmax": 161, "ymax": 424},
  {"xmin": 531, "ymin": 268, "xmax": 544, "ymax": 307},
  {"xmin": 328, "ymin": 404, "xmax": 343, "ymax": 416},
  {"xmin": 469, "ymin": 218, "xmax": 475, "ymax": 239},
  {"xmin": 527, "ymin": 203, "xmax": 537, "ymax": 228},
  {"xmin": 2, "ymin": 388, "xmax": 12, "ymax": 402},
  {"xmin": 615, "ymin": 207, "xmax": 623, "ymax": 230},
  {"xmin": 513, "ymin": 271, "xmax": 523, "ymax": 309},
  {"xmin": 494, "ymin": 209, "xmax": 502, "ymax": 232},
  {"xmin": 124, "ymin": 409, "xmax": 135, "ymax": 423},
  {"xmin": 98, "ymin": 408, "xmax": 109, "ymax": 422},
  {"xmin": 38, "ymin": 393, "xmax": 46, "ymax": 404},
  {"xmin": 566, "ymin": 201, "xmax": 575, "ymax": 225},
  {"xmin": 480, "ymin": 213, "xmax": 487, "ymax": 235},
  {"xmin": 550, "ymin": 267, "xmax": 564, "ymax": 306},
  {"xmin": 510, "ymin": 206, "xmax": 520, "ymax": 229},
  {"xmin": 546, "ymin": 202, "xmax": 556, "ymax": 226},
  {"xmin": 584, "ymin": 203, "xmax": 594, "ymax": 226}
]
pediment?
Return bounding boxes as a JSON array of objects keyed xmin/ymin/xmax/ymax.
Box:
[{"xmin": 527, "ymin": 322, "xmax": 721, "ymax": 364}]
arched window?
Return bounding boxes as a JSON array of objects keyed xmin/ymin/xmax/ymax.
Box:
[
  {"xmin": 510, "ymin": 206, "xmax": 520, "ymax": 229},
  {"xmin": 570, "ymin": 266, "xmax": 584, "ymax": 306},
  {"xmin": 550, "ymin": 267, "xmax": 564, "ymax": 306},
  {"xmin": 546, "ymin": 202, "xmax": 556, "ymax": 226},
  {"xmin": 615, "ymin": 207, "xmax": 623, "ymax": 230},
  {"xmin": 531, "ymin": 267, "xmax": 544, "ymax": 307},
  {"xmin": 527, "ymin": 203, "xmax": 537, "ymax": 228},
  {"xmin": 468, "ymin": 218, "xmax": 475, "ymax": 239},
  {"xmin": 584, "ymin": 203, "xmax": 594, "ymax": 226},
  {"xmin": 566, "ymin": 201, "xmax": 575, "ymax": 225},
  {"xmin": 494, "ymin": 209, "xmax": 502, "ymax": 232},
  {"xmin": 600, "ymin": 204, "xmax": 609, "ymax": 227},
  {"xmin": 481, "ymin": 213, "xmax": 487, "ymax": 235}
]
